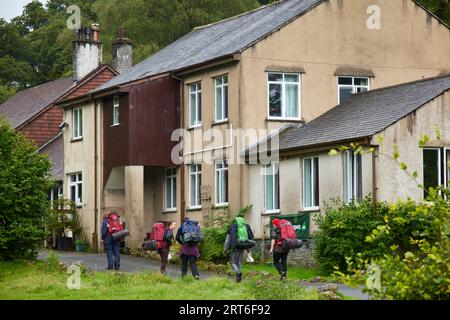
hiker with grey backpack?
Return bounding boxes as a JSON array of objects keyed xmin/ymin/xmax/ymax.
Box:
[
  {"xmin": 223, "ymin": 216, "xmax": 255, "ymax": 283},
  {"xmin": 176, "ymin": 217, "xmax": 203, "ymax": 279}
]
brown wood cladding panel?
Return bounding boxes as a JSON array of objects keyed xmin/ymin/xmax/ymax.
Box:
[
  {"xmin": 102, "ymin": 75, "xmax": 180, "ymax": 184},
  {"xmin": 128, "ymin": 76, "xmax": 180, "ymax": 166},
  {"xmin": 103, "ymin": 95, "xmax": 130, "ymax": 184}
]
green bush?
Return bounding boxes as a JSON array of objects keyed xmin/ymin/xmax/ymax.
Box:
[
  {"xmin": 200, "ymin": 227, "xmax": 228, "ymax": 263},
  {"xmin": 335, "ymin": 188, "xmax": 450, "ymax": 300},
  {"xmin": 313, "ymin": 198, "xmax": 388, "ymax": 274},
  {"xmin": 0, "ymin": 118, "xmax": 53, "ymax": 260}
]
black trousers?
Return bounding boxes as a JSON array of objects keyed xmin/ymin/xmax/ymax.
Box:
[
  {"xmin": 273, "ymin": 251, "xmax": 288, "ymax": 274},
  {"xmin": 181, "ymin": 254, "xmax": 199, "ymax": 276}
]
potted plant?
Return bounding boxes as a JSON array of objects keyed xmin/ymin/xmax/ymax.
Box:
[{"xmin": 47, "ymin": 199, "xmax": 80, "ymax": 251}]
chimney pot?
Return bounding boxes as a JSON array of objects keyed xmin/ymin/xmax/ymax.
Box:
[{"xmin": 112, "ymin": 26, "xmax": 133, "ymax": 74}]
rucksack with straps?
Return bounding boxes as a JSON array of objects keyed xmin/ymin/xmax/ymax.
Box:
[
  {"xmin": 142, "ymin": 222, "xmax": 166, "ymax": 250},
  {"xmin": 278, "ymin": 219, "xmax": 302, "ymax": 250},
  {"xmin": 107, "ymin": 213, "xmax": 129, "ymax": 240},
  {"xmin": 235, "ymin": 217, "xmax": 255, "ymax": 249},
  {"xmin": 181, "ymin": 219, "xmax": 204, "ymax": 244}
]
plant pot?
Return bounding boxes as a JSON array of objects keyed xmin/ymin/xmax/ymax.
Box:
[
  {"xmin": 75, "ymin": 243, "xmax": 87, "ymax": 252},
  {"xmin": 57, "ymin": 237, "xmax": 73, "ymax": 251}
]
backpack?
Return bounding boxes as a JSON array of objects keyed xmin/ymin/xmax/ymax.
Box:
[
  {"xmin": 235, "ymin": 217, "xmax": 256, "ymax": 249},
  {"xmin": 279, "ymin": 219, "xmax": 302, "ymax": 250},
  {"xmin": 181, "ymin": 220, "xmax": 204, "ymax": 244},
  {"xmin": 148, "ymin": 222, "xmax": 166, "ymax": 250},
  {"xmin": 107, "ymin": 213, "xmax": 129, "ymax": 240}
]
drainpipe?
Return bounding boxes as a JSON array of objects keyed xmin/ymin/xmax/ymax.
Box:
[
  {"xmin": 371, "ymin": 144, "xmax": 377, "ymax": 218},
  {"xmin": 171, "ymin": 72, "xmax": 185, "ymax": 222},
  {"xmin": 92, "ymin": 98, "xmax": 99, "ymax": 252}
]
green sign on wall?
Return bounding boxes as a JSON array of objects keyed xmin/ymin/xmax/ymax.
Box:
[{"xmin": 270, "ymin": 213, "xmax": 310, "ymax": 240}]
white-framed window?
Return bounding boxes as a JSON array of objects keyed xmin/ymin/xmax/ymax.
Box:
[
  {"xmin": 343, "ymin": 151, "xmax": 362, "ymax": 203},
  {"xmin": 268, "ymin": 73, "xmax": 300, "ymax": 119},
  {"xmin": 189, "ymin": 164, "xmax": 202, "ymax": 208},
  {"xmin": 215, "ymin": 75, "xmax": 228, "ymax": 122},
  {"xmin": 72, "ymin": 107, "xmax": 83, "ymax": 139},
  {"xmin": 423, "ymin": 148, "xmax": 449, "ymax": 198},
  {"xmin": 215, "ymin": 160, "xmax": 229, "ymax": 205},
  {"xmin": 113, "ymin": 96, "xmax": 120, "ymax": 126},
  {"xmin": 49, "ymin": 182, "xmax": 63, "ymax": 202},
  {"xmin": 304, "ymin": 157, "xmax": 319, "ymax": 210},
  {"xmin": 69, "ymin": 173, "xmax": 82, "ymax": 206},
  {"xmin": 165, "ymin": 167, "xmax": 177, "ymax": 211},
  {"xmin": 338, "ymin": 77, "xmax": 370, "ymax": 104},
  {"xmin": 189, "ymin": 82, "xmax": 202, "ymax": 127},
  {"xmin": 264, "ymin": 162, "xmax": 280, "ymax": 213}
]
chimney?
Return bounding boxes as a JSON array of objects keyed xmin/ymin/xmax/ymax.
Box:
[
  {"xmin": 73, "ymin": 23, "xmax": 103, "ymax": 83},
  {"xmin": 112, "ymin": 26, "xmax": 133, "ymax": 74}
]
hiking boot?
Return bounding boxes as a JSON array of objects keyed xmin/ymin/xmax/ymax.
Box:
[
  {"xmin": 106, "ymin": 267, "xmax": 113, "ymax": 270},
  {"xmin": 194, "ymin": 274, "xmax": 200, "ymax": 280},
  {"xmin": 236, "ymin": 273, "xmax": 242, "ymax": 283},
  {"xmin": 280, "ymin": 272, "xmax": 287, "ymax": 281}
]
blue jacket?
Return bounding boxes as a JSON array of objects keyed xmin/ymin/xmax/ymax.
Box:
[{"xmin": 101, "ymin": 219, "xmax": 109, "ymax": 241}]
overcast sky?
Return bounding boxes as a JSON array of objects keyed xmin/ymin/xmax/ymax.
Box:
[{"xmin": 1, "ymin": 0, "xmax": 47, "ymax": 21}]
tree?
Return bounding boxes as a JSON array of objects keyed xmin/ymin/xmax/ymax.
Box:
[{"xmin": 0, "ymin": 118, "xmax": 54, "ymax": 260}]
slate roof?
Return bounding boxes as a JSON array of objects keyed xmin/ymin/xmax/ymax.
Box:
[
  {"xmin": 39, "ymin": 133, "xmax": 64, "ymax": 181},
  {"xmin": 0, "ymin": 77, "xmax": 73, "ymax": 129},
  {"xmin": 94, "ymin": 0, "xmax": 324, "ymax": 92},
  {"xmin": 278, "ymin": 75, "xmax": 450, "ymax": 151}
]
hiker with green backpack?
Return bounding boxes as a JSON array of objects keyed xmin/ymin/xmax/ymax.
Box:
[{"xmin": 223, "ymin": 216, "xmax": 255, "ymax": 283}]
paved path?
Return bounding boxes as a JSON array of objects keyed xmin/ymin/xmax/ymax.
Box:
[
  {"xmin": 38, "ymin": 250, "xmax": 369, "ymax": 300},
  {"xmin": 38, "ymin": 250, "xmax": 218, "ymax": 279}
]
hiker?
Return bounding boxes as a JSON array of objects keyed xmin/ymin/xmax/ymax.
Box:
[
  {"xmin": 158, "ymin": 220, "xmax": 176, "ymax": 275},
  {"xmin": 176, "ymin": 217, "xmax": 202, "ymax": 279},
  {"xmin": 101, "ymin": 212, "xmax": 122, "ymax": 270},
  {"xmin": 269, "ymin": 218, "xmax": 289, "ymax": 280},
  {"xmin": 223, "ymin": 216, "xmax": 255, "ymax": 283}
]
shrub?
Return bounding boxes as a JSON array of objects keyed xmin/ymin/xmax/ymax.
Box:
[
  {"xmin": 0, "ymin": 118, "xmax": 53, "ymax": 260},
  {"xmin": 313, "ymin": 198, "xmax": 388, "ymax": 274},
  {"xmin": 335, "ymin": 188, "xmax": 450, "ymax": 300}
]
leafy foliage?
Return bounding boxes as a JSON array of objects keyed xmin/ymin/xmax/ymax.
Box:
[
  {"xmin": 334, "ymin": 188, "xmax": 450, "ymax": 300},
  {"xmin": 313, "ymin": 198, "xmax": 389, "ymax": 274},
  {"xmin": 0, "ymin": 118, "xmax": 53, "ymax": 260}
]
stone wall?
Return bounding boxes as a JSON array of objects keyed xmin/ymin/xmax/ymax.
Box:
[{"xmin": 249, "ymin": 239, "xmax": 317, "ymax": 268}]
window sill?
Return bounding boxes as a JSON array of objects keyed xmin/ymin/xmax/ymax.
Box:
[
  {"xmin": 187, "ymin": 125, "xmax": 202, "ymax": 131},
  {"xmin": 213, "ymin": 204, "xmax": 229, "ymax": 209},
  {"xmin": 162, "ymin": 209, "xmax": 177, "ymax": 214},
  {"xmin": 301, "ymin": 207, "xmax": 320, "ymax": 213},
  {"xmin": 71, "ymin": 137, "xmax": 83, "ymax": 143},
  {"xmin": 111, "ymin": 123, "xmax": 120, "ymax": 127},
  {"xmin": 186, "ymin": 207, "xmax": 202, "ymax": 211},
  {"xmin": 266, "ymin": 117, "xmax": 304, "ymax": 123},
  {"xmin": 262, "ymin": 210, "xmax": 280, "ymax": 216},
  {"xmin": 212, "ymin": 119, "xmax": 229, "ymax": 126}
]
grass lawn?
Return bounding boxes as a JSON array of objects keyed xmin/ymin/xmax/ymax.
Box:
[
  {"xmin": 0, "ymin": 259, "xmax": 322, "ymax": 300},
  {"xmin": 241, "ymin": 263, "xmax": 323, "ymax": 280}
]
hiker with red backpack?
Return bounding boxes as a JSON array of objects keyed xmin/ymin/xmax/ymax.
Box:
[
  {"xmin": 223, "ymin": 216, "xmax": 255, "ymax": 283},
  {"xmin": 101, "ymin": 211, "xmax": 129, "ymax": 270},
  {"xmin": 175, "ymin": 217, "xmax": 203, "ymax": 279},
  {"xmin": 269, "ymin": 218, "xmax": 302, "ymax": 280}
]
